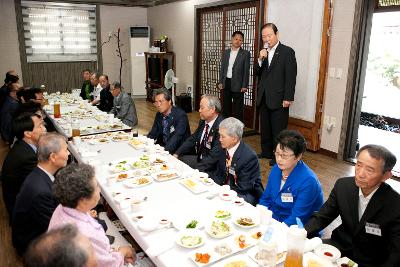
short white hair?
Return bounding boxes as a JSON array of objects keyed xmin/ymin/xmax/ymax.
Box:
[{"xmin": 219, "ymin": 117, "xmax": 244, "ymax": 139}]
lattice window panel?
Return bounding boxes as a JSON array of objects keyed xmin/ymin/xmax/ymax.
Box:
[
  {"xmin": 225, "ymin": 6, "xmax": 257, "ymax": 106},
  {"xmin": 377, "ymin": 0, "xmax": 400, "ymax": 6},
  {"xmin": 199, "ymin": 11, "xmax": 224, "ymax": 98}
]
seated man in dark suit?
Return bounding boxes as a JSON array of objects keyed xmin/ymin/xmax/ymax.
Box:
[
  {"xmin": 0, "ymin": 82, "xmax": 21, "ymax": 144},
  {"xmin": 0, "ymin": 70, "xmax": 19, "ymax": 108},
  {"xmin": 148, "ymin": 88, "xmax": 190, "ymax": 153},
  {"xmin": 305, "ymin": 144, "xmax": 400, "ymax": 267},
  {"xmin": 79, "ymin": 69, "xmax": 93, "ymax": 101},
  {"xmin": 96, "ymin": 74, "xmax": 114, "ymax": 112},
  {"xmin": 2, "ymin": 111, "xmax": 47, "ymax": 219},
  {"xmin": 24, "ymin": 224, "xmax": 97, "ymax": 267},
  {"xmin": 173, "ymin": 95, "xmax": 223, "ymax": 174},
  {"xmin": 213, "ymin": 117, "xmax": 264, "ymax": 205},
  {"xmin": 12, "ymin": 133, "xmax": 69, "ymax": 255},
  {"xmin": 110, "ymin": 82, "xmax": 138, "ymax": 127}
]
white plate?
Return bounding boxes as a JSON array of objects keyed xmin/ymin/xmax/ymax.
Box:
[
  {"xmin": 123, "ymin": 176, "xmax": 153, "ymax": 188},
  {"xmin": 303, "ymin": 251, "xmax": 334, "ymax": 267},
  {"xmin": 180, "ymin": 178, "xmax": 208, "ymax": 194},
  {"xmin": 214, "ymin": 210, "xmax": 231, "ymax": 220},
  {"xmin": 206, "ymin": 221, "xmax": 232, "ymax": 239},
  {"xmin": 314, "ymin": 244, "xmax": 341, "ymax": 262},
  {"xmin": 173, "ymin": 218, "xmax": 204, "ymax": 231},
  {"xmin": 232, "ymin": 197, "xmax": 245, "ymax": 206},
  {"xmin": 247, "ymin": 246, "xmax": 287, "ymax": 265},
  {"xmin": 219, "ymin": 190, "xmax": 237, "ymax": 201},
  {"xmin": 233, "ymin": 216, "xmax": 260, "ymax": 229},
  {"xmin": 152, "ymin": 170, "xmax": 180, "ymax": 182},
  {"xmin": 214, "ymin": 254, "xmax": 258, "ymax": 267},
  {"xmin": 336, "ymin": 257, "xmax": 358, "ymax": 267},
  {"xmin": 109, "ymin": 158, "xmax": 135, "ymax": 173},
  {"xmin": 176, "ymin": 230, "xmax": 206, "ymax": 249}
]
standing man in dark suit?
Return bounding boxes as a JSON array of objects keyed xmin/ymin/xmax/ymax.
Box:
[
  {"xmin": 12, "ymin": 133, "xmax": 69, "ymax": 255},
  {"xmin": 256, "ymin": 23, "xmax": 297, "ymax": 165},
  {"xmin": 305, "ymin": 145, "xmax": 400, "ymax": 267},
  {"xmin": 80, "ymin": 69, "xmax": 93, "ymax": 101},
  {"xmin": 218, "ymin": 31, "xmax": 250, "ymax": 122},
  {"xmin": 213, "ymin": 117, "xmax": 264, "ymax": 205},
  {"xmin": 173, "ymin": 95, "xmax": 223, "ymax": 174},
  {"xmin": 148, "ymin": 88, "xmax": 190, "ymax": 154},
  {"xmin": 2, "ymin": 112, "xmax": 47, "ymax": 219}
]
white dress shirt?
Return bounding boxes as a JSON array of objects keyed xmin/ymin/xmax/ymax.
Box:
[
  {"xmin": 227, "ymin": 49, "xmax": 239, "ymax": 78},
  {"xmin": 38, "ymin": 165, "xmax": 55, "ymax": 182},
  {"xmin": 358, "ymin": 187, "xmax": 379, "ymax": 220},
  {"xmin": 227, "ymin": 141, "xmax": 240, "ymax": 160}
]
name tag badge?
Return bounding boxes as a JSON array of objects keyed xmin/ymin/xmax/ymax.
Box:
[
  {"xmin": 228, "ymin": 167, "xmax": 236, "ymax": 176},
  {"xmin": 281, "ymin": 193, "xmax": 293, "ymax": 203},
  {"xmin": 365, "ymin": 223, "xmax": 382, "ymax": 236},
  {"xmin": 205, "ymin": 143, "xmax": 211, "ymax": 149},
  {"xmin": 170, "ymin": 125, "xmax": 175, "ymax": 133},
  {"xmin": 208, "ymin": 135, "xmax": 213, "ymax": 143}
]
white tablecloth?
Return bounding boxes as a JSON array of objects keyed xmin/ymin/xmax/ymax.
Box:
[{"xmin": 67, "ymin": 137, "xmax": 290, "ymax": 267}]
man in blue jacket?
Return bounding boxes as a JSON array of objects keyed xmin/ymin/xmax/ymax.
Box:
[{"xmin": 148, "ymin": 88, "xmax": 190, "ymax": 153}]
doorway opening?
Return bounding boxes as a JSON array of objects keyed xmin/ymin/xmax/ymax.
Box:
[{"xmin": 345, "ymin": 0, "xmax": 400, "ymax": 175}]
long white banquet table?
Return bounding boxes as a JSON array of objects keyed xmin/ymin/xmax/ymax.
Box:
[
  {"xmin": 67, "ymin": 135, "xmax": 291, "ymax": 267},
  {"xmin": 43, "ymin": 95, "xmax": 131, "ymax": 139}
]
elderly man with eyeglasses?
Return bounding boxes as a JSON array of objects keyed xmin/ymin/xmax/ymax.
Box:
[{"xmin": 109, "ymin": 82, "xmax": 138, "ymax": 127}]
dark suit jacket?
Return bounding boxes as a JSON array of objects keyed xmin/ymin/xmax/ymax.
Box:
[
  {"xmin": 255, "ymin": 42, "xmax": 297, "ymax": 109},
  {"xmin": 305, "ymin": 177, "xmax": 400, "ymax": 267},
  {"xmin": 98, "ymin": 85, "xmax": 114, "ymax": 112},
  {"xmin": 147, "ymin": 106, "xmax": 190, "ymax": 153},
  {"xmin": 213, "ymin": 142, "xmax": 264, "ymax": 205},
  {"xmin": 12, "ymin": 167, "xmax": 58, "ymax": 255},
  {"xmin": 175, "ymin": 114, "xmax": 224, "ymax": 173},
  {"xmin": 1, "ymin": 140, "xmax": 37, "ymax": 217},
  {"xmin": 0, "ymin": 96, "xmax": 20, "ymax": 143},
  {"xmin": 219, "ymin": 47, "xmax": 251, "ymax": 92},
  {"xmin": 80, "ymin": 80, "xmax": 94, "ymax": 100},
  {"xmin": 110, "ymin": 91, "xmax": 138, "ymax": 127}
]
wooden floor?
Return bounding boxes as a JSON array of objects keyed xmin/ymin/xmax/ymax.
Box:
[{"xmin": 0, "ymin": 99, "xmax": 355, "ymax": 266}]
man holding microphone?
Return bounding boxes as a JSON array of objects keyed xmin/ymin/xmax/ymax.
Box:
[{"xmin": 255, "ymin": 23, "xmax": 297, "ymax": 166}]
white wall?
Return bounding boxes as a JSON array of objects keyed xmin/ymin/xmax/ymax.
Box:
[
  {"xmin": 147, "ymin": 0, "xmax": 221, "ymax": 94},
  {"xmin": 100, "ymin": 5, "xmax": 147, "ymax": 93},
  {"xmin": 148, "ymin": 0, "xmax": 358, "ymax": 154},
  {"xmin": 319, "ymin": 0, "xmax": 356, "ymax": 152},
  {"xmin": 0, "ymin": 0, "xmax": 23, "ymax": 84}
]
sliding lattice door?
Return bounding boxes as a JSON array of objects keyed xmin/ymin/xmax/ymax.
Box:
[{"xmin": 196, "ymin": 1, "xmax": 260, "ymax": 128}]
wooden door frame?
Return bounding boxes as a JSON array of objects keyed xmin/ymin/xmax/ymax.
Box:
[
  {"xmin": 258, "ymin": 0, "xmax": 333, "ymax": 151},
  {"xmin": 194, "ymin": 0, "xmax": 260, "ymax": 118}
]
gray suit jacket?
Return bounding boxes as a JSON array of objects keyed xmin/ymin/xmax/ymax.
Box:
[
  {"xmin": 110, "ymin": 91, "xmax": 138, "ymax": 127},
  {"xmin": 219, "ymin": 47, "xmax": 250, "ymax": 92}
]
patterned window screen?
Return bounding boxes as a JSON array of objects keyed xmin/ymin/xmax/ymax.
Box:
[
  {"xmin": 377, "ymin": 0, "xmax": 400, "ymax": 6},
  {"xmin": 225, "ymin": 6, "xmax": 257, "ymax": 106},
  {"xmin": 199, "ymin": 11, "xmax": 224, "ymax": 97},
  {"xmin": 21, "ymin": 1, "xmax": 97, "ymax": 63},
  {"xmin": 199, "ymin": 4, "xmax": 258, "ymax": 107}
]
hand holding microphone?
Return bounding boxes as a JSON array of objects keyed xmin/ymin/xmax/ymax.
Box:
[{"xmin": 259, "ymin": 42, "xmax": 269, "ymax": 60}]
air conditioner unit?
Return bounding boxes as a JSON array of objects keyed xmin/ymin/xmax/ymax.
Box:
[{"xmin": 129, "ymin": 26, "xmax": 150, "ymax": 98}]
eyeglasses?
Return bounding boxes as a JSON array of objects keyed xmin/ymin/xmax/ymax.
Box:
[{"xmin": 274, "ymin": 151, "xmax": 295, "ymax": 160}]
